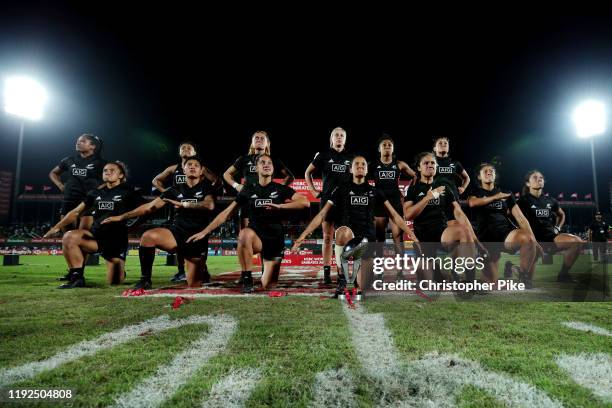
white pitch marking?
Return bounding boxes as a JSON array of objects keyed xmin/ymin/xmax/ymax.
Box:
[
  {"xmin": 116, "ymin": 292, "xmax": 330, "ymax": 299},
  {"xmin": 310, "ymin": 367, "xmax": 356, "ymax": 408},
  {"xmin": 110, "ymin": 315, "xmax": 236, "ymax": 408},
  {"xmin": 556, "ymin": 353, "xmax": 612, "ymax": 403},
  {"xmin": 562, "ymin": 321, "xmax": 612, "ymax": 337},
  {"xmin": 343, "ymin": 305, "xmax": 562, "ymax": 407},
  {"xmin": 0, "ymin": 315, "xmax": 216, "ymax": 386},
  {"xmin": 201, "ymin": 368, "xmax": 261, "ymax": 408}
]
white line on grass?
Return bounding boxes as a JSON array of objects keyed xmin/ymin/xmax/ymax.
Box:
[
  {"xmin": 562, "ymin": 321, "xmax": 612, "ymax": 337},
  {"xmin": 115, "ymin": 292, "xmax": 330, "ymax": 298},
  {"xmin": 110, "ymin": 315, "xmax": 236, "ymax": 408},
  {"xmin": 556, "ymin": 353, "xmax": 612, "ymax": 403},
  {"xmin": 0, "ymin": 315, "xmax": 220, "ymax": 386},
  {"xmin": 342, "ymin": 305, "xmax": 561, "ymax": 407},
  {"xmin": 201, "ymin": 368, "xmax": 261, "ymax": 408},
  {"xmin": 310, "ymin": 367, "xmax": 356, "ymax": 408}
]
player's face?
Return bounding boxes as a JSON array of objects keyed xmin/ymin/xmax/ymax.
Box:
[
  {"xmin": 179, "ymin": 144, "xmax": 196, "ymax": 158},
  {"xmin": 479, "ymin": 166, "xmax": 496, "ymax": 184},
  {"xmin": 183, "ymin": 159, "xmax": 203, "ymax": 177},
  {"xmin": 527, "ymin": 172, "xmax": 545, "ymax": 190},
  {"xmin": 351, "ymin": 157, "xmax": 367, "ymax": 177},
  {"xmin": 379, "ymin": 140, "xmax": 393, "ymax": 155},
  {"xmin": 418, "ymin": 155, "xmax": 437, "ymax": 177},
  {"xmin": 330, "ymin": 130, "xmax": 346, "ymax": 148},
  {"xmin": 257, "ymin": 156, "xmax": 274, "ymax": 176},
  {"xmin": 102, "ymin": 164, "xmax": 123, "ymax": 183},
  {"xmin": 76, "ymin": 136, "xmax": 94, "ymax": 153},
  {"xmin": 251, "ymin": 133, "xmax": 268, "ymax": 150},
  {"xmin": 433, "ymin": 138, "xmax": 449, "ymax": 155}
]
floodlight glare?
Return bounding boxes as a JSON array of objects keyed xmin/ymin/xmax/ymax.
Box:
[
  {"xmin": 3, "ymin": 76, "xmax": 47, "ymax": 121},
  {"xmin": 572, "ymin": 100, "xmax": 606, "ymax": 138}
]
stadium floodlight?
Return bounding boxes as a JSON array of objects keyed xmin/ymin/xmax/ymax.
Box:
[
  {"xmin": 572, "ymin": 100, "xmax": 607, "ymax": 211},
  {"xmin": 4, "ymin": 76, "xmax": 47, "ymax": 121},
  {"xmin": 3, "ymin": 76, "xmax": 47, "ymax": 222}
]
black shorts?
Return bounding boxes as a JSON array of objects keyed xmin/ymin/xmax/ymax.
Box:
[
  {"xmin": 534, "ymin": 230, "xmax": 562, "ymax": 254},
  {"xmin": 248, "ymin": 227, "xmax": 285, "ymax": 260},
  {"xmin": 414, "ymin": 224, "xmax": 446, "ymax": 243},
  {"xmin": 477, "ymin": 225, "xmax": 515, "ymax": 243},
  {"xmin": 374, "ymin": 194, "xmax": 402, "ymax": 218},
  {"xmin": 91, "ymin": 227, "xmax": 128, "ymax": 261},
  {"xmin": 167, "ymin": 226, "xmax": 209, "ymax": 259},
  {"xmin": 320, "ymin": 197, "xmax": 341, "ymax": 224},
  {"xmin": 60, "ymin": 200, "xmax": 81, "ymax": 216}
]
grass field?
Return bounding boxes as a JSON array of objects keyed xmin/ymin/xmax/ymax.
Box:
[{"xmin": 0, "ymin": 255, "xmax": 610, "ymax": 407}]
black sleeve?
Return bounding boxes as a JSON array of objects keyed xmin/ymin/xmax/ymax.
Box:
[
  {"xmin": 58, "ymin": 157, "xmax": 71, "ymax": 171},
  {"xmin": 327, "ymin": 185, "xmax": 340, "ymax": 206},
  {"xmin": 232, "ymin": 156, "xmax": 245, "ymax": 171},
  {"xmin": 589, "ymin": 222, "xmax": 597, "ymax": 231},
  {"xmin": 235, "ymin": 186, "xmax": 250, "ymax": 207},
  {"xmin": 404, "ymin": 185, "xmax": 416, "ymax": 202},
  {"xmin": 375, "ymin": 188, "xmax": 388, "ymax": 206},
  {"xmin": 504, "ymin": 191, "xmax": 517, "ymax": 210},
  {"xmin": 455, "ymin": 161, "xmax": 465, "ymax": 174},
  {"xmin": 84, "ymin": 190, "xmax": 96, "ymax": 209},
  {"xmin": 160, "ymin": 186, "xmax": 178, "ymax": 201},
  {"xmin": 280, "ymin": 184, "xmax": 296, "ymax": 201},
  {"xmin": 274, "ymin": 157, "xmax": 293, "ymax": 179},
  {"xmin": 128, "ymin": 188, "xmax": 147, "ymax": 208},
  {"xmin": 311, "ymin": 151, "xmax": 324, "ymax": 169},
  {"xmin": 551, "ymin": 199, "xmax": 560, "ymax": 213}
]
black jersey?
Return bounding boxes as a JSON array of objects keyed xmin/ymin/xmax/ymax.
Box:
[
  {"xmin": 328, "ymin": 181, "xmax": 386, "ymax": 239},
  {"xmin": 434, "ymin": 156, "xmax": 464, "ymax": 189},
  {"xmin": 311, "ymin": 148, "xmax": 354, "ymax": 197},
  {"xmin": 405, "ymin": 180, "xmax": 457, "ymax": 230},
  {"xmin": 236, "ymin": 181, "xmax": 296, "ymax": 238},
  {"xmin": 470, "ymin": 185, "xmax": 516, "ymax": 234},
  {"xmin": 371, "ymin": 159, "xmax": 402, "ymax": 198},
  {"xmin": 517, "ymin": 193, "xmax": 560, "ymax": 239},
  {"xmin": 85, "ymin": 184, "xmax": 145, "ymax": 231},
  {"xmin": 58, "ymin": 155, "xmax": 106, "ymax": 201},
  {"xmin": 233, "ymin": 154, "xmax": 290, "ymax": 186},
  {"xmin": 161, "ymin": 180, "xmax": 215, "ymax": 233},
  {"xmin": 589, "ymin": 220, "xmax": 609, "ymax": 242}
]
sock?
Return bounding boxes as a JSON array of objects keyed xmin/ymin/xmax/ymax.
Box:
[
  {"xmin": 177, "ymin": 253, "xmax": 185, "ymax": 274},
  {"xmin": 559, "ymin": 263, "xmax": 570, "ymax": 277},
  {"xmin": 334, "ymin": 244, "xmax": 344, "ymax": 272},
  {"xmin": 241, "ymin": 271, "xmax": 252, "ymax": 281},
  {"xmin": 69, "ymin": 267, "xmax": 84, "ymax": 278},
  {"xmin": 323, "ymin": 265, "xmax": 331, "ymax": 276},
  {"xmin": 139, "ymin": 246, "xmax": 156, "ymax": 280}
]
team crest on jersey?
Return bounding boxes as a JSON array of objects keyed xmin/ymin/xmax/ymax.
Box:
[
  {"xmin": 379, "ymin": 170, "xmax": 395, "ymax": 179},
  {"xmin": 195, "ymin": 191, "xmax": 203, "ymax": 198},
  {"xmin": 255, "ymin": 199, "xmax": 273, "ymax": 207},
  {"xmin": 175, "ymin": 174, "xmax": 187, "ymax": 184},
  {"xmin": 536, "ymin": 209, "xmax": 550, "ymax": 217},
  {"xmin": 86, "ymin": 163, "xmax": 95, "ymax": 170},
  {"xmin": 351, "ymin": 196, "xmax": 368, "ymax": 205},
  {"xmin": 98, "ymin": 201, "xmax": 114, "ymax": 210},
  {"xmin": 270, "ymin": 191, "xmax": 278, "ymax": 198},
  {"xmin": 332, "ymin": 164, "xmax": 347, "ymax": 172},
  {"xmin": 546, "ymin": 203, "xmax": 551, "ymax": 208},
  {"xmin": 488, "ymin": 201, "xmax": 503, "ymax": 209},
  {"xmin": 249, "ymin": 166, "xmax": 257, "ymax": 173},
  {"xmin": 72, "ymin": 168, "xmax": 87, "ymax": 177},
  {"xmin": 112, "ymin": 195, "xmax": 123, "ymax": 202}
]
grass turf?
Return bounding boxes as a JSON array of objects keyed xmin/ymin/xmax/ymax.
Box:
[{"xmin": 0, "ymin": 255, "xmax": 610, "ymax": 407}]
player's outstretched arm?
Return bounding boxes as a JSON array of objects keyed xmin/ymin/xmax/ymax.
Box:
[
  {"xmin": 187, "ymin": 202, "xmax": 239, "ymax": 242},
  {"xmin": 44, "ymin": 202, "xmax": 87, "ymax": 237}
]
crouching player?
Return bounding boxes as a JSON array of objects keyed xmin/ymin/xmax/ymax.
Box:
[
  {"xmin": 102, "ymin": 156, "xmax": 215, "ymax": 289},
  {"xmin": 187, "ymin": 154, "xmax": 309, "ymax": 293},
  {"xmin": 292, "ymin": 156, "xmax": 418, "ymax": 297},
  {"xmin": 44, "ymin": 161, "xmax": 144, "ymax": 288}
]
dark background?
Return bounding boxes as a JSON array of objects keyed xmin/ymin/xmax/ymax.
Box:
[{"xmin": 0, "ymin": 6, "xmax": 611, "ymax": 209}]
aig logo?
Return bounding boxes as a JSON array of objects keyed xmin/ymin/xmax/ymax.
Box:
[
  {"xmin": 98, "ymin": 201, "xmax": 114, "ymax": 210},
  {"xmin": 181, "ymin": 199, "xmax": 197, "ymax": 204},
  {"xmin": 427, "ymin": 198, "xmax": 440, "ymax": 206},
  {"xmin": 488, "ymin": 201, "xmax": 503, "ymax": 210},
  {"xmin": 72, "ymin": 168, "xmax": 87, "ymax": 177},
  {"xmin": 255, "ymin": 199, "xmax": 272, "ymax": 207},
  {"xmin": 379, "ymin": 171, "xmax": 395, "ymax": 179},
  {"xmin": 535, "ymin": 209, "xmax": 549, "ymax": 217},
  {"xmin": 249, "ymin": 166, "xmax": 257, "ymax": 173},
  {"xmin": 175, "ymin": 175, "xmax": 187, "ymax": 184},
  {"xmin": 331, "ymin": 164, "xmax": 347, "ymax": 172},
  {"xmin": 438, "ymin": 167, "xmax": 453, "ymax": 174},
  {"xmin": 351, "ymin": 196, "xmax": 368, "ymax": 205}
]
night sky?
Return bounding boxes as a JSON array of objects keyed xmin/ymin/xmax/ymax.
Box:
[{"xmin": 0, "ymin": 6, "xmax": 611, "ymax": 209}]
